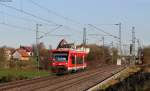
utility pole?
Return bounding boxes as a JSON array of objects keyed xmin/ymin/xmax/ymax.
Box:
[
  {"xmin": 115, "ymin": 23, "xmax": 122, "ymax": 64},
  {"xmin": 102, "ymin": 36, "xmax": 104, "ymax": 47},
  {"xmin": 111, "ymin": 41, "xmax": 114, "ymax": 64},
  {"xmin": 102, "ymin": 36, "xmax": 105, "ymax": 60},
  {"xmin": 83, "ymin": 27, "xmax": 87, "ymax": 47},
  {"xmin": 137, "ymin": 39, "xmax": 141, "ymax": 64},
  {"xmin": 132, "ymin": 26, "xmax": 136, "ymax": 64},
  {"xmin": 36, "ymin": 24, "xmax": 42, "ymax": 71},
  {"xmin": 119, "ymin": 23, "xmax": 122, "ymax": 60}
]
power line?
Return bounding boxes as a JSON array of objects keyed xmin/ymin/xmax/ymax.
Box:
[
  {"xmin": 83, "ymin": 27, "xmax": 86, "ymax": 46},
  {"xmin": 0, "ymin": 3, "xmax": 59, "ymax": 26},
  {"xmin": 0, "ymin": 22, "xmax": 35, "ymax": 32},
  {"xmin": 0, "ymin": 21, "xmax": 60, "ymax": 35},
  {"xmin": 0, "ymin": 9, "xmax": 75, "ymax": 40},
  {"xmin": 0, "ymin": 10, "xmax": 56, "ymax": 26},
  {"xmin": 0, "ymin": 5, "xmax": 6, "ymax": 23},
  {"xmin": 46, "ymin": 34, "xmax": 71, "ymax": 37},
  {"xmin": 0, "ymin": 10, "xmax": 73, "ymax": 36},
  {"xmin": 88, "ymin": 34, "xmax": 109, "ymax": 37},
  {"xmin": 88, "ymin": 24, "xmax": 118, "ymax": 38},
  {"xmin": 0, "ymin": 21, "xmax": 51, "ymax": 34},
  {"xmin": 29, "ymin": 0, "xmax": 83, "ymax": 27},
  {"xmin": 0, "ymin": 2, "xmax": 83, "ymax": 37},
  {"xmin": 39, "ymin": 25, "xmax": 63, "ymax": 39},
  {"xmin": 0, "ymin": 1, "xmax": 85, "ymax": 43},
  {"xmin": 62, "ymin": 25, "xmax": 82, "ymax": 32},
  {"xmin": 95, "ymin": 24, "xmax": 119, "ymax": 26},
  {"xmin": 39, "ymin": 24, "xmax": 81, "ymax": 38},
  {"xmin": 88, "ymin": 35, "xmax": 101, "ymax": 40}
]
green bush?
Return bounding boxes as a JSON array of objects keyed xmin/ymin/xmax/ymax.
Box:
[{"xmin": 0, "ymin": 69, "xmax": 50, "ymax": 83}]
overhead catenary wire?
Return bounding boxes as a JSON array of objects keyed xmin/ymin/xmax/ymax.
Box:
[
  {"xmin": 0, "ymin": 22, "xmax": 35, "ymax": 32},
  {"xmin": 88, "ymin": 24, "xmax": 118, "ymax": 38},
  {"xmin": 0, "ymin": 3, "xmax": 60, "ymax": 26},
  {"xmin": 88, "ymin": 34, "xmax": 110, "ymax": 37},
  {"xmin": 0, "ymin": 11, "xmax": 57, "ymax": 27},
  {"xmin": 0, "ymin": 9, "xmax": 75, "ymax": 40},
  {"xmin": 0, "ymin": 22, "xmax": 50, "ymax": 34},
  {"xmin": 29, "ymin": 0, "xmax": 83, "ymax": 27},
  {"xmin": 0, "ymin": 3, "xmax": 75, "ymax": 38},
  {"xmin": 39, "ymin": 25, "xmax": 63, "ymax": 39},
  {"xmin": 0, "ymin": 5, "xmax": 5, "ymax": 23},
  {"xmin": 46, "ymin": 34, "xmax": 71, "ymax": 37},
  {"xmin": 88, "ymin": 33, "xmax": 118, "ymax": 44},
  {"xmin": 0, "ymin": 10, "xmax": 74, "ymax": 36},
  {"xmin": 0, "ymin": 2, "xmax": 83, "ymax": 38},
  {"xmin": 0, "ymin": 11, "xmax": 57, "ymax": 28},
  {"xmin": 89, "ymin": 36, "xmax": 102, "ymax": 41},
  {"xmin": 29, "ymin": 0, "xmax": 85, "ymax": 36},
  {"xmin": 19, "ymin": 0, "xmax": 23, "ymax": 11}
]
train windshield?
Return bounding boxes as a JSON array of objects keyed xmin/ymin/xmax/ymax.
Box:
[{"xmin": 53, "ymin": 52, "xmax": 68, "ymax": 62}]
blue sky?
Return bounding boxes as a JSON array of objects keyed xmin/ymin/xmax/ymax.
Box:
[{"xmin": 0, "ymin": 0, "xmax": 150, "ymax": 48}]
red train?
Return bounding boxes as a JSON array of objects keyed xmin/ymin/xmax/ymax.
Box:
[{"xmin": 50, "ymin": 48, "xmax": 88, "ymax": 74}]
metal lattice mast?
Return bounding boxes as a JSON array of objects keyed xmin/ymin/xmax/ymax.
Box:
[
  {"xmin": 83, "ymin": 27, "xmax": 87, "ymax": 47},
  {"xmin": 36, "ymin": 24, "xmax": 42, "ymax": 71},
  {"xmin": 132, "ymin": 26, "xmax": 136, "ymax": 64},
  {"xmin": 115, "ymin": 23, "xmax": 122, "ymax": 60}
]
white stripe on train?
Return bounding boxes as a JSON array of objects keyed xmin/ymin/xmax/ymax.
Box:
[{"xmin": 68, "ymin": 65, "xmax": 87, "ymax": 71}]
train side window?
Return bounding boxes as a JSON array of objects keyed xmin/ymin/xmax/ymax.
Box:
[
  {"xmin": 71, "ymin": 56, "xmax": 75, "ymax": 64},
  {"xmin": 76, "ymin": 57, "xmax": 83, "ymax": 64}
]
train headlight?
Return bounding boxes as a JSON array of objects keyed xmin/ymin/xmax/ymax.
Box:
[{"xmin": 52, "ymin": 63, "xmax": 56, "ymax": 65}]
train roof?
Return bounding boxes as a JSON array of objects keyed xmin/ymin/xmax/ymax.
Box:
[{"xmin": 50, "ymin": 48, "xmax": 89, "ymax": 56}]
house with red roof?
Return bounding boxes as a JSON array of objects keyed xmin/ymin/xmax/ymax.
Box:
[
  {"xmin": 12, "ymin": 49, "xmax": 30, "ymax": 61},
  {"xmin": 20, "ymin": 46, "xmax": 33, "ymax": 56}
]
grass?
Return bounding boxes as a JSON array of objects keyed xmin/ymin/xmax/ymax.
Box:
[{"xmin": 0, "ymin": 69, "xmax": 50, "ymax": 83}]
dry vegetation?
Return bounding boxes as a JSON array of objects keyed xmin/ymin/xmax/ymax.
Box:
[
  {"xmin": 143, "ymin": 46, "xmax": 150, "ymax": 64},
  {"xmin": 85, "ymin": 44, "xmax": 118, "ymax": 68}
]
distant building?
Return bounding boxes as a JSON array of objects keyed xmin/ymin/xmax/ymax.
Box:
[
  {"xmin": 12, "ymin": 49, "xmax": 30, "ymax": 61},
  {"xmin": 1, "ymin": 47, "xmax": 15, "ymax": 68},
  {"xmin": 20, "ymin": 46, "xmax": 33, "ymax": 56},
  {"xmin": 3, "ymin": 48, "xmax": 12, "ymax": 61}
]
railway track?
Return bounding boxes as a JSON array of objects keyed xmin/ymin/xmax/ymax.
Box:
[
  {"xmin": 31, "ymin": 66, "xmax": 116, "ymax": 91},
  {"xmin": 35, "ymin": 65, "xmax": 124, "ymax": 91},
  {"xmin": 0, "ymin": 75, "xmax": 58, "ymax": 91},
  {"xmin": 41, "ymin": 66, "xmax": 119, "ymax": 91},
  {"xmin": 0, "ymin": 65, "xmax": 125, "ymax": 91}
]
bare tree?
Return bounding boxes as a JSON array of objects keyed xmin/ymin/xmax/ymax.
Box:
[{"xmin": 0, "ymin": 47, "xmax": 6, "ymax": 68}]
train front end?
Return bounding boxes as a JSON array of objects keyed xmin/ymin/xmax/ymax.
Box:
[{"xmin": 50, "ymin": 50, "xmax": 69, "ymax": 74}]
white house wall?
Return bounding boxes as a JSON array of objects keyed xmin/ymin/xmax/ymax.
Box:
[{"xmin": 12, "ymin": 51, "xmax": 21, "ymax": 60}]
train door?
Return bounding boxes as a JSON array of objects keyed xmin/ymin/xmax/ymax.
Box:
[{"xmin": 70, "ymin": 53, "xmax": 86, "ymax": 71}]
